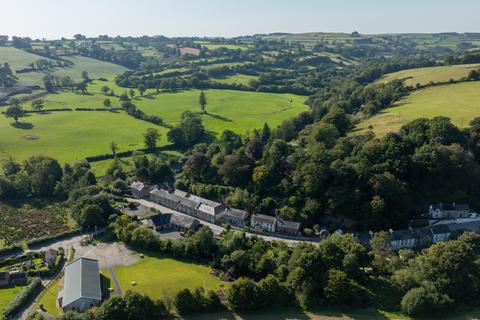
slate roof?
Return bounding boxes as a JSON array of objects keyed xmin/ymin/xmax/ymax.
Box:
[
  {"xmin": 276, "ymin": 218, "xmax": 301, "ymax": 231},
  {"xmin": 170, "ymin": 214, "xmax": 199, "ymax": 229},
  {"xmin": 251, "ymin": 214, "xmax": 276, "ymax": 225},
  {"xmin": 391, "ymin": 229, "xmax": 416, "ymax": 241},
  {"xmin": 62, "ymin": 257, "xmax": 101, "ymax": 308},
  {"xmin": 223, "ymin": 208, "xmax": 249, "ymax": 220},
  {"xmin": 151, "ymin": 213, "xmax": 172, "ymax": 227},
  {"xmin": 430, "ymin": 224, "xmax": 451, "ymax": 235},
  {"xmin": 431, "ymin": 203, "xmax": 470, "ymax": 212},
  {"xmin": 130, "ymin": 181, "xmax": 147, "ymax": 191}
]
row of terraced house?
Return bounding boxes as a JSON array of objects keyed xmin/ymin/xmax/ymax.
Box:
[{"xmin": 130, "ymin": 182, "xmax": 302, "ymax": 236}]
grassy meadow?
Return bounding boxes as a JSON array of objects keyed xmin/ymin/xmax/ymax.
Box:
[
  {"xmin": 0, "ymin": 285, "xmax": 27, "ymax": 316},
  {"xmin": 114, "ymin": 253, "xmax": 228, "ymax": 300},
  {"xmin": 0, "ymin": 47, "xmax": 127, "ymax": 87},
  {"xmin": 354, "ymin": 82, "xmax": 480, "ymax": 137},
  {"xmin": 213, "ymin": 73, "xmax": 258, "ymax": 86},
  {"xmin": 378, "ymin": 63, "xmax": 480, "ymax": 86},
  {"xmin": 134, "ymin": 89, "xmax": 308, "ymax": 136},
  {"xmin": 37, "ymin": 280, "xmax": 60, "ymax": 317},
  {"xmin": 0, "ymin": 110, "xmax": 168, "ymax": 164}
]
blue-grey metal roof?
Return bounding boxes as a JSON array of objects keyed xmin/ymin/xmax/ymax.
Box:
[{"xmin": 62, "ymin": 257, "xmax": 101, "ymax": 308}]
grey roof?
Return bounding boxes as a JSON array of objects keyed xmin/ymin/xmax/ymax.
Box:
[
  {"xmin": 431, "ymin": 203, "xmax": 470, "ymax": 212},
  {"xmin": 177, "ymin": 190, "xmax": 225, "ymax": 216},
  {"xmin": 430, "ymin": 224, "xmax": 451, "ymax": 235},
  {"xmin": 151, "ymin": 213, "xmax": 172, "ymax": 226},
  {"xmin": 170, "ymin": 214, "xmax": 199, "ymax": 229},
  {"xmin": 276, "ymin": 218, "xmax": 301, "ymax": 231},
  {"xmin": 414, "ymin": 228, "xmax": 433, "ymax": 238},
  {"xmin": 391, "ymin": 229, "xmax": 416, "ymax": 241},
  {"xmin": 151, "ymin": 188, "xmax": 199, "ymax": 209},
  {"xmin": 131, "ymin": 181, "xmax": 147, "ymax": 192},
  {"xmin": 45, "ymin": 248, "xmax": 58, "ymax": 259},
  {"xmin": 223, "ymin": 208, "xmax": 249, "ymax": 220},
  {"xmin": 62, "ymin": 258, "xmax": 101, "ymax": 308},
  {"xmin": 251, "ymin": 214, "xmax": 276, "ymax": 225}
]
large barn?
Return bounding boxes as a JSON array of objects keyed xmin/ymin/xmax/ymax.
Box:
[{"xmin": 58, "ymin": 257, "xmax": 102, "ymax": 312}]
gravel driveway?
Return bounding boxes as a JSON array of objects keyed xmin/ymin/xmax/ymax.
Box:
[{"xmin": 74, "ymin": 242, "xmax": 140, "ymax": 269}]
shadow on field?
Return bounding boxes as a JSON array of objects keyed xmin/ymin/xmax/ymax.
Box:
[
  {"xmin": 12, "ymin": 122, "xmax": 33, "ymax": 129},
  {"xmin": 204, "ymin": 113, "xmax": 233, "ymax": 123}
]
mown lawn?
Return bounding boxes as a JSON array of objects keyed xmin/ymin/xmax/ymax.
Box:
[
  {"xmin": 353, "ymin": 82, "xmax": 480, "ymax": 137},
  {"xmin": 114, "ymin": 253, "xmax": 228, "ymax": 301},
  {"xmin": 0, "ymin": 285, "xmax": 27, "ymax": 316},
  {"xmin": 378, "ymin": 63, "xmax": 480, "ymax": 86},
  {"xmin": 0, "ymin": 110, "xmax": 169, "ymax": 164},
  {"xmin": 133, "ymin": 89, "xmax": 308, "ymax": 136}
]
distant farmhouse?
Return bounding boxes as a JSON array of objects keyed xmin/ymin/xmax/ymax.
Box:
[
  {"xmin": 145, "ymin": 213, "xmax": 200, "ymax": 232},
  {"xmin": 428, "ymin": 202, "xmax": 473, "ymax": 219},
  {"xmin": 58, "ymin": 258, "xmax": 101, "ymax": 312}
]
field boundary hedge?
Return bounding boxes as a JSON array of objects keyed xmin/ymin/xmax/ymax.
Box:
[
  {"xmin": 85, "ymin": 144, "xmax": 179, "ymax": 162},
  {"xmin": 3, "ymin": 278, "xmax": 42, "ymax": 319}
]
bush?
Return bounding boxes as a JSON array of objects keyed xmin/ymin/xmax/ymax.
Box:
[
  {"xmin": 3, "ymin": 278, "xmax": 42, "ymax": 318},
  {"xmin": 401, "ymin": 284, "xmax": 452, "ymax": 316}
]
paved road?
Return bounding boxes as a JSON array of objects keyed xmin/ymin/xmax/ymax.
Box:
[
  {"xmin": 108, "ymin": 268, "xmax": 123, "ymax": 295},
  {"xmin": 126, "ymin": 198, "xmax": 317, "ymax": 245}
]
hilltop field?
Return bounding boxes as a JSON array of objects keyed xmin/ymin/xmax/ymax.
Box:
[
  {"xmin": 378, "ymin": 63, "xmax": 480, "ymax": 86},
  {"xmin": 354, "ymin": 81, "xmax": 480, "ymax": 136},
  {"xmin": 0, "ymin": 47, "xmax": 127, "ymax": 87}
]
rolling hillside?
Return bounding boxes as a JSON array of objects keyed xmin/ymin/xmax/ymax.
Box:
[
  {"xmin": 378, "ymin": 63, "xmax": 480, "ymax": 86},
  {"xmin": 353, "ymin": 81, "xmax": 480, "ymax": 137}
]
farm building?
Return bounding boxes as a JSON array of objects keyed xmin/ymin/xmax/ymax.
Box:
[
  {"xmin": 431, "ymin": 225, "xmax": 451, "ymax": 243},
  {"xmin": 250, "ymin": 214, "xmax": 277, "ymax": 232},
  {"xmin": 220, "ymin": 208, "xmax": 249, "ymax": 227},
  {"xmin": 58, "ymin": 257, "xmax": 101, "ymax": 312},
  {"xmin": 147, "ymin": 213, "xmax": 200, "ymax": 232},
  {"xmin": 276, "ymin": 218, "xmax": 302, "ymax": 236},
  {"xmin": 149, "ymin": 188, "xmax": 225, "ymax": 223},
  {"xmin": 130, "ymin": 181, "xmax": 152, "ymax": 199},
  {"xmin": 44, "ymin": 248, "xmax": 58, "ymax": 266}
]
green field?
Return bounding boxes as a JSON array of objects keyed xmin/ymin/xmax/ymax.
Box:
[
  {"xmin": 0, "ymin": 110, "xmax": 168, "ymax": 164},
  {"xmin": 0, "ymin": 286, "xmax": 27, "ymax": 316},
  {"xmin": 195, "ymin": 42, "xmax": 251, "ymax": 51},
  {"xmin": 378, "ymin": 63, "xmax": 480, "ymax": 86},
  {"xmin": 0, "ymin": 47, "xmax": 127, "ymax": 87},
  {"xmin": 37, "ymin": 280, "xmax": 60, "ymax": 317},
  {"xmin": 354, "ymin": 82, "xmax": 480, "ymax": 137},
  {"xmin": 134, "ymin": 89, "xmax": 308, "ymax": 135},
  {"xmin": 114, "ymin": 253, "xmax": 228, "ymax": 300},
  {"xmin": 213, "ymin": 73, "xmax": 258, "ymax": 86}
]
